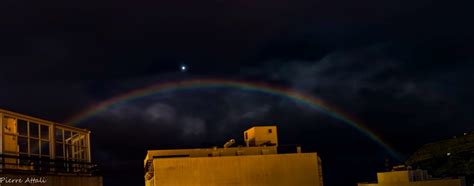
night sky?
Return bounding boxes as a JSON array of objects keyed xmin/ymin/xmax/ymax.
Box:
[{"xmin": 1, "ymin": 0, "xmax": 474, "ymax": 185}]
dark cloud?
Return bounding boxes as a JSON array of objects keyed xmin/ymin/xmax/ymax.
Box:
[{"xmin": 243, "ymin": 43, "xmax": 474, "ymax": 148}]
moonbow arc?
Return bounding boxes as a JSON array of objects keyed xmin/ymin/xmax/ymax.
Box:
[{"xmin": 66, "ymin": 79, "xmax": 401, "ymax": 159}]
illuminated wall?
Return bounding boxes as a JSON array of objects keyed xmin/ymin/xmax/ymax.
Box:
[
  {"xmin": 244, "ymin": 126, "xmax": 278, "ymax": 147},
  {"xmin": 150, "ymin": 153, "xmax": 322, "ymax": 186}
]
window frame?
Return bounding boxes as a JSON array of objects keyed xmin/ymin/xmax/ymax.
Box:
[{"xmin": 54, "ymin": 126, "xmax": 90, "ymax": 162}]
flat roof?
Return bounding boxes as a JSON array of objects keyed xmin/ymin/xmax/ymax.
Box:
[{"xmin": 144, "ymin": 146, "xmax": 279, "ymax": 165}]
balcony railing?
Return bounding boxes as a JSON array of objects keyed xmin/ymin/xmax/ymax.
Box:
[{"xmin": 0, "ymin": 154, "xmax": 99, "ymax": 176}]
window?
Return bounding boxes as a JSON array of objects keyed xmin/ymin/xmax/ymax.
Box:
[
  {"xmin": 18, "ymin": 120, "xmax": 28, "ymax": 136},
  {"xmin": 268, "ymin": 129, "xmax": 272, "ymax": 133},
  {"xmin": 18, "ymin": 137, "xmax": 28, "ymax": 153},
  {"xmin": 30, "ymin": 139, "xmax": 40, "ymax": 155},
  {"xmin": 41, "ymin": 125, "xmax": 49, "ymax": 140},
  {"xmin": 30, "ymin": 122, "xmax": 39, "ymax": 138},
  {"xmin": 55, "ymin": 143, "xmax": 64, "ymax": 157},
  {"xmin": 55, "ymin": 128, "xmax": 64, "ymax": 159},
  {"xmin": 41, "ymin": 141, "xmax": 50, "ymax": 156},
  {"xmin": 64, "ymin": 131, "xmax": 71, "ymax": 141},
  {"xmin": 1, "ymin": 116, "xmax": 52, "ymax": 158},
  {"xmin": 55, "ymin": 128, "xmax": 63, "ymax": 142},
  {"xmin": 55, "ymin": 127, "xmax": 89, "ymax": 162}
]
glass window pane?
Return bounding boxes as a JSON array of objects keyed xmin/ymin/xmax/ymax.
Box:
[
  {"xmin": 40, "ymin": 125, "xmax": 49, "ymax": 140},
  {"xmin": 30, "ymin": 122, "xmax": 39, "ymax": 138},
  {"xmin": 78, "ymin": 147, "xmax": 83, "ymax": 160},
  {"xmin": 81, "ymin": 137, "xmax": 86, "ymax": 146},
  {"xmin": 66, "ymin": 145, "xmax": 73, "ymax": 158},
  {"xmin": 82, "ymin": 150, "xmax": 88, "ymax": 161},
  {"xmin": 30, "ymin": 139, "xmax": 39, "ymax": 154},
  {"xmin": 64, "ymin": 131, "xmax": 71, "ymax": 143},
  {"xmin": 72, "ymin": 132, "xmax": 78, "ymax": 139},
  {"xmin": 18, "ymin": 137, "xmax": 28, "ymax": 153},
  {"xmin": 55, "ymin": 143, "xmax": 64, "ymax": 157},
  {"xmin": 41, "ymin": 141, "xmax": 50, "ymax": 156},
  {"xmin": 55, "ymin": 128, "xmax": 63, "ymax": 142},
  {"xmin": 18, "ymin": 119, "xmax": 28, "ymax": 136}
]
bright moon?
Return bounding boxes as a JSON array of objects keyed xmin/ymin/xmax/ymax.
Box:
[{"xmin": 180, "ymin": 65, "xmax": 187, "ymax": 71}]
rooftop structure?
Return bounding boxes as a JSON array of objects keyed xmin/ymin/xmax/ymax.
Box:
[
  {"xmin": 144, "ymin": 126, "xmax": 323, "ymax": 186},
  {"xmin": 244, "ymin": 126, "xmax": 278, "ymax": 147}
]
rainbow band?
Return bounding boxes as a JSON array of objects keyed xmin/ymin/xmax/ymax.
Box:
[{"xmin": 67, "ymin": 79, "xmax": 400, "ymax": 159}]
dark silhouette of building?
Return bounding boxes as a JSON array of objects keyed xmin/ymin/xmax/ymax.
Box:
[{"xmin": 406, "ymin": 132, "xmax": 474, "ymax": 185}]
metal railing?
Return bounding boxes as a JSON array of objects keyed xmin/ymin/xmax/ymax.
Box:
[{"xmin": 0, "ymin": 154, "xmax": 99, "ymax": 176}]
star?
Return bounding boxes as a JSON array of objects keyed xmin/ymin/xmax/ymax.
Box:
[{"xmin": 180, "ymin": 65, "xmax": 187, "ymax": 72}]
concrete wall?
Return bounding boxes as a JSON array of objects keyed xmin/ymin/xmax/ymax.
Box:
[
  {"xmin": 376, "ymin": 170, "xmax": 430, "ymax": 183},
  {"xmin": 0, "ymin": 174, "xmax": 102, "ymax": 186},
  {"xmin": 377, "ymin": 171, "xmax": 411, "ymax": 183},
  {"xmin": 358, "ymin": 179, "xmax": 463, "ymax": 186},
  {"xmin": 152, "ymin": 153, "xmax": 322, "ymax": 186}
]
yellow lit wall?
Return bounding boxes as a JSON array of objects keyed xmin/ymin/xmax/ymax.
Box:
[
  {"xmin": 152, "ymin": 153, "xmax": 322, "ymax": 186},
  {"xmin": 3, "ymin": 117, "xmax": 19, "ymax": 169},
  {"xmin": 244, "ymin": 126, "xmax": 278, "ymax": 146},
  {"xmin": 377, "ymin": 171, "xmax": 411, "ymax": 183},
  {"xmin": 3, "ymin": 117, "xmax": 18, "ymax": 152}
]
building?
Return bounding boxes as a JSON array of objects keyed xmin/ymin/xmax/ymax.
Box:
[
  {"xmin": 406, "ymin": 132, "xmax": 474, "ymax": 185},
  {"xmin": 0, "ymin": 108, "xmax": 102, "ymax": 186},
  {"xmin": 144, "ymin": 126, "xmax": 323, "ymax": 186},
  {"xmin": 358, "ymin": 168, "xmax": 465, "ymax": 186}
]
